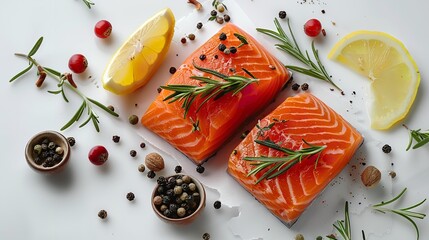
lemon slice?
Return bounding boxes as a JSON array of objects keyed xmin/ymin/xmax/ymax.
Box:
[
  {"xmin": 328, "ymin": 31, "xmax": 420, "ymax": 130},
  {"xmin": 102, "ymin": 8, "xmax": 175, "ymax": 95}
]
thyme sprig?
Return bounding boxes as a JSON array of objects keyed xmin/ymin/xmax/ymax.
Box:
[
  {"xmin": 256, "ymin": 18, "xmax": 342, "ymax": 91},
  {"xmin": 10, "ymin": 37, "xmax": 118, "ymax": 132},
  {"xmin": 372, "ymin": 188, "xmax": 426, "ymax": 240},
  {"xmin": 243, "ymin": 139, "xmax": 326, "ymax": 183},
  {"xmin": 161, "ymin": 63, "xmax": 258, "ymax": 118},
  {"xmin": 403, "ymin": 124, "xmax": 429, "ymax": 151},
  {"xmin": 82, "ymin": 0, "xmax": 95, "ymax": 9}
]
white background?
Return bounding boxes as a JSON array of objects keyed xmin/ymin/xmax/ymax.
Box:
[{"xmin": 1, "ymin": 0, "xmax": 428, "ymax": 239}]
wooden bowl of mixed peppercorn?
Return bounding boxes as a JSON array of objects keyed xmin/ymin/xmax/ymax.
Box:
[
  {"xmin": 25, "ymin": 130, "xmax": 71, "ymax": 174},
  {"xmin": 151, "ymin": 174, "xmax": 206, "ymax": 224}
]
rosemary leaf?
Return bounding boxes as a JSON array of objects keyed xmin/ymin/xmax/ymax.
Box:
[
  {"xmin": 403, "ymin": 125, "xmax": 429, "ymax": 150},
  {"xmin": 9, "ymin": 63, "xmax": 33, "ymax": 82},
  {"xmin": 257, "ymin": 18, "xmax": 342, "ymax": 91},
  {"xmin": 28, "ymin": 37, "xmax": 43, "ymax": 57},
  {"xmin": 47, "ymin": 89, "xmax": 62, "ymax": 95},
  {"xmin": 82, "ymin": 0, "xmax": 95, "ymax": 9},
  {"xmin": 87, "ymin": 97, "xmax": 119, "ymax": 117},
  {"xmin": 45, "ymin": 67, "xmax": 62, "ymax": 77},
  {"xmin": 61, "ymin": 101, "xmax": 86, "ymax": 131}
]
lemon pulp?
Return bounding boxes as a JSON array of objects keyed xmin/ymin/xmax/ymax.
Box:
[
  {"xmin": 328, "ymin": 31, "xmax": 420, "ymax": 129},
  {"xmin": 102, "ymin": 8, "xmax": 175, "ymax": 95}
]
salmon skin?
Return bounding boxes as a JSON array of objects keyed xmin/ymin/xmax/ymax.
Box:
[
  {"xmin": 227, "ymin": 93, "xmax": 363, "ymax": 227},
  {"xmin": 141, "ymin": 23, "xmax": 290, "ymax": 164}
]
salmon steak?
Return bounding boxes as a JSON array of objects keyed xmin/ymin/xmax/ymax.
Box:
[
  {"xmin": 141, "ymin": 23, "xmax": 290, "ymax": 164},
  {"xmin": 227, "ymin": 93, "xmax": 363, "ymax": 227}
]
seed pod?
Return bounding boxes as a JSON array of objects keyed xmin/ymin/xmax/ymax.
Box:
[{"xmin": 361, "ymin": 165, "xmax": 381, "ymax": 188}]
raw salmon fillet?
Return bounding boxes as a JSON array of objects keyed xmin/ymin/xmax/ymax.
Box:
[
  {"xmin": 141, "ymin": 23, "xmax": 290, "ymax": 164},
  {"xmin": 227, "ymin": 93, "xmax": 363, "ymax": 227}
]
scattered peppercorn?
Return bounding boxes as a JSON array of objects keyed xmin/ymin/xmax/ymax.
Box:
[
  {"xmin": 157, "ymin": 87, "xmax": 162, "ymax": 93},
  {"xmin": 215, "ymin": 16, "xmax": 224, "ymax": 24},
  {"xmin": 218, "ymin": 43, "xmax": 226, "ymax": 51},
  {"xmin": 112, "ymin": 135, "xmax": 120, "ymax": 143},
  {"xmin": 126, "ymin": 192, "xmax": 135, "ymax": 201},
  {"xmin": 147, "ymin": 170, "xmax": 156, "ymax": 179},
  {"xmin": 138, "ymin": 164, "xmax": 146, "ymax": 172},
  {"xmin": 301, "ymin": 83, "xmax": 309, "ymax": 91},
  {"xmin": 322, "ymin": 29, "xmax": 326, "ymax": 36},
  {"xmin": 219, "ymin": 32, "xmax": 227, "ymax": 40},
  {"xmin": 223, "ymin": 14, "xmax": 231, "ymax": 22},
  {"xmin": 128, "ymin": 115, "xmax": 139, "ymax": 125},
  {"xmin": 140, "ymin": 142, "xmax": 146, "ymax": 148},
  {"xmin": 216, "ymin": 4, "xmax": 225, "ymax": 12},
  {"xmin": 223, "ymin": 48, "xmax": 231, "ymax": 55},
  {"xmin": 188, "ymin": 33, "xmax": 196, "ymax": 41},
  {"xmin": 291, "ymin": 83, "xmax": 300, "ymax": 91},
  {"xmin": 181, "ymin": 37, "xmax": 187, "ymax": 44},
  {"xmin": 107, "ymin": 105, "xmax": 115, "ymax": 112},
  {"xmin": 382, "ymin": 144, "xmax": 392, "ymax": 153},
  {"xmin": 196, "ymin": 165, "xmax": 205, "ymax": 174},
  {"xmin": 279, "ymin": 10, "xmax": 287, "ymax": 19},
  {"xmin": 214, "ymin": 55, "xmax": 218, "ymax": 59},
  {"xmin": 199, "ymin": 54, "xmax": 206, "ymax": 61},
  {"xmin": 67, "ymin": 137, "xmax": 76, "ymax": 147},
  {"xmin": 202, "ymin": 233, "xmax": 210, "ymax": 240},
  {"xmin": 196, "ymin": 22, "xmax": 203, "ymax": 29},
  {"xmin": 98, "ymin": 210, "xmax": 107, "ymax": 219},
  {"xmin": 210, "ymin": 10, "xmax": 217, "ymax": 16},
  {"xmin": 389, "ymin": 171, "xmax": 397, "ymax": 179},
  {"xmin": 130, "ymin": 150, "xmax": 137, "ymax": 157},
  {"xmin": 321, "ymin": 10, "xmax": 326, "ymax": 14},
  {"xmin": 295, "ymin": 233, "xmax": 304, "ymax": 240},
  {"xmin": 213, "ymin": 200, "xmax": 221, "ymax": 209},
  {"xmin": 33, "ymin": 138, "xmax": 64, "ymax": 167},
  {"xmin": 229, "ymin": 46, "xmax": 237, "ymax": 54},
  {"xmin": 175, "ymin": 165, "xmax": 182, "ymax": 173},
  {"xmin": 169, "ymin": 67, "xmax": 177, "ymax": 74}
]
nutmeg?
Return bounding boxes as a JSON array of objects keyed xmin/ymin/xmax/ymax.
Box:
[
  {"xmin": 145, "ymin": 152, "xmax": 165, "ymax": 172},
  {"xmin": 361, "ymin": 165, "xmax": 381, "ymax": 188}
]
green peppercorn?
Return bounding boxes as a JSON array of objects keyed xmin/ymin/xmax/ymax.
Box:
[
  {"xmin": 33, "ymin": 144, "xmax": 42, "ymax": 155},
  {"xmin": 128, "ymin": 115, "xmax": 139, "ymax": 125},
  {"xmin": 176, "ymin": 178, "xmax": 183, "ymax": 186},
  {"xmin": 180, "ymin": 192, "xmax": 189, "ymax": 202},
  {"xmin": 295, "ymin": 233, "xmax": 304, "ymax": 240},
  {"xmin": 316, "ymin": 236, "xmax": 323, "ymax": 240},
  {"xmin": 41, "ymin": 143, "xmax": 48, "ymax": 151},
  {"xmin": 138, "ymin": 164, "xmax": 146, "ymax": 172},
  {"xmin": 216, "ymin": 4, "xmax": 225, "ymax": 12},
  {"xmin": 55, "ymin": 146, "xmax": 64, "ymax": 155},
  {"xmin": 174, "ymin": 185, "xmax": 183, "ymax": 195},
  {"xmin": 48, "ymin": 142, "xmax": 56, "ymax": 150},
  {"xmin": 188, "ymin": 33, "xmax": 196, "ymax": 41},
  {"xmin": 223, "ymin": 48, "xmax": 230, "ymax": 55}
]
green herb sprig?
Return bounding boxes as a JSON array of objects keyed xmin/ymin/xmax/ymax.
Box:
[
  {"xmin": 403, "ymin": 124, "xmax": 429, "ymax": 151},
  {"xmin": 372, "ymin": 188, "xmax": 426, "ymax": 240},
  {"xmin": 161, "ymin": 63, "xmax": 258, "ymax": 118},
  {"xmin": 10, "ymin": 37, "xmax": 118, "ymax": 132},
  {"xmin": 327, "ymin": 202, "xmax": 367, "ymax": 240},
  {"xmin": 243, "ymin": 139, "xmax": 326, "ymax": 183},
  {"xmin": 82, "ymin": 0, "xmax": 95, "ymax": 9},
  {"xmin": 256, "ymin": 18, "xmax": 342, "ymax": 92}
]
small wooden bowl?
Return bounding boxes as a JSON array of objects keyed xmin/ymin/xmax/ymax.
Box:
[
  {"xmin": 25, "ymin": 130, "xmax": 71, "ymax": 174},
  {"xmin": 151, "ymin": 174, "xmax": 206, "ymax": 224}
]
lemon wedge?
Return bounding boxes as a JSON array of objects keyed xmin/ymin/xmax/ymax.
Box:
[
  {"xmin": 102, "ymin": 8, "xmax": 175, "ymax": 95},
  {"xmin": 328, "ymin": 31, "xmax": 420, "ymax": 130}
]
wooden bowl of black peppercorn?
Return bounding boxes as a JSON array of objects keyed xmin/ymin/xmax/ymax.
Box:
[
  {"xmin": 151, "ymin": 174, "xmax": 206, "ymax": 224},
  {"xmin": 25, "ymin": 130, "xmax": 71, "ymax": 174}
]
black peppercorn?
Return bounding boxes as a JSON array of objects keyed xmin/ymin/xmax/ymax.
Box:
[
  {"xmin": 214, "ymin": 55, "xmax": 218, "ymax": 59},
  {"xmin": 291, "ymin": 83, "xmax": 300, "ymax": 91},
  {"xmin": 223, "ymin": 14, "xmax": 231, "ymax": 22},
  {"xmin": 163, "ymin": 209, "xmax": 173, "ymax": 217},
  {"xmin": 382, "ymin": 144, "xmax": 392, "ymax": 153},
  {"xmin": 202, "ymin": 233, "xmax": 210, "ymax": 240},
  {"xmin": 157, "ymin": 176, "xmax": 167, "ymax": 185},
  {"xmin": 218, "ymin": 43, "xmax": 226, "ymax": 51},
  {"xmin": 98, "ymin": 209, "xmax": 108, "ymax": 219},
  {"xmin": 169, "ymin": 67, "xmax": 177, "ymax": 74},
  {"xmin": 112, "ymin": 135, "xmax": 120, "ymax": 143},
  {"xmin": 174, "ymin": 165, "xmax": 182, "ymax": 173},
  {"xmin": 181, "ymin": 183, "xmax": 189, "ymax": 192},
  {"xmin": 107, "ymin": 105, "xmax": 115, "ymax": 112},
  {"xmin": 157, "ymin": 87, "xmax": 162, "ymax": 93},
  {"xmin": 301, "ymin": 83, "xmax": 309, "ymax": 91},
  {"xmin": 229, "ymin": 46, "xmax": 237, "ymax": 54},
  {"xmin": 166, "ymin": 189, "xmax": 175, "ymax": 197},
  {"xmin": 213, "ymin": 200, "xmax": 221, "ymax": 209},
  {"xmin": 210, "ymin": 10, "xmax": 217, "ymax": 16},
  {"xmin": 140, "ymin": 142, "xmax": 146, "ymax": 148},
  {"xmin": 196, "ymin": 22, "xmax": 203, "ymax": 29},
  {"xmin": 126, "ymin": 192, "xmax": 135, "ymax": 201},
  {"xmin": 181, "ymin": 37, "xmax": 187, "ymax": 44},
  {"xmin": 147, "ymin": 170, "xmax": 156, "ymax": 179},
  {"xmin": 279, "ymin": 10, "xmax": 287, "ymax": 19},
  {"xmin": 130, "ymin": 150, "xmax": 137, "ymax": 157},
  {"xmin": 157, "ymin": 186, "xmax": 165, "ymax": 194},
  {"xmin": 162, "ymin": 195, "xmax": 171, "ymax": 205},
  {"xmin": 169, "ymin": 203, "xmax": 178, "ymax": 213},
  {"xmin": 219, "ymin": 32, "xmax": 227, "ymax": 40},
  {"xmin": 196, "ymin": 165, "xmax": 205, "ymax": 174},
  {"xmin": 199, "ymin": 54, "xmax": 206, "ymax": 61}
]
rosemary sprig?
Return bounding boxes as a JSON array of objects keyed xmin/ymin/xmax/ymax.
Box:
[
  {"xmin": 328, "ymin": 201, "xmax": 352, "ymax": 240},
  {"xmin": 161, "ymin": 63, "xmax": 258, "ymax": 118},
  {"xmin": 10, "ymin": 37, "xmax": 118, "ymax": 132},
  {"xmin": 372, "ymin": 188, "xmax": 426, "ymax": 240},
  {"xmin": 403, "ymin": 124, "xmax": 429, "ymax": 151},
  {"xmin": 243, "ymin": 139, "xmax": 326, "ymax": 183},
  {"xmin": 82, "ymin": 0, "xmax": 95, "ymax": 9},
  {"xmin": 256, "ymin": 18, "xmax": 342, "ymax": 91}
]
